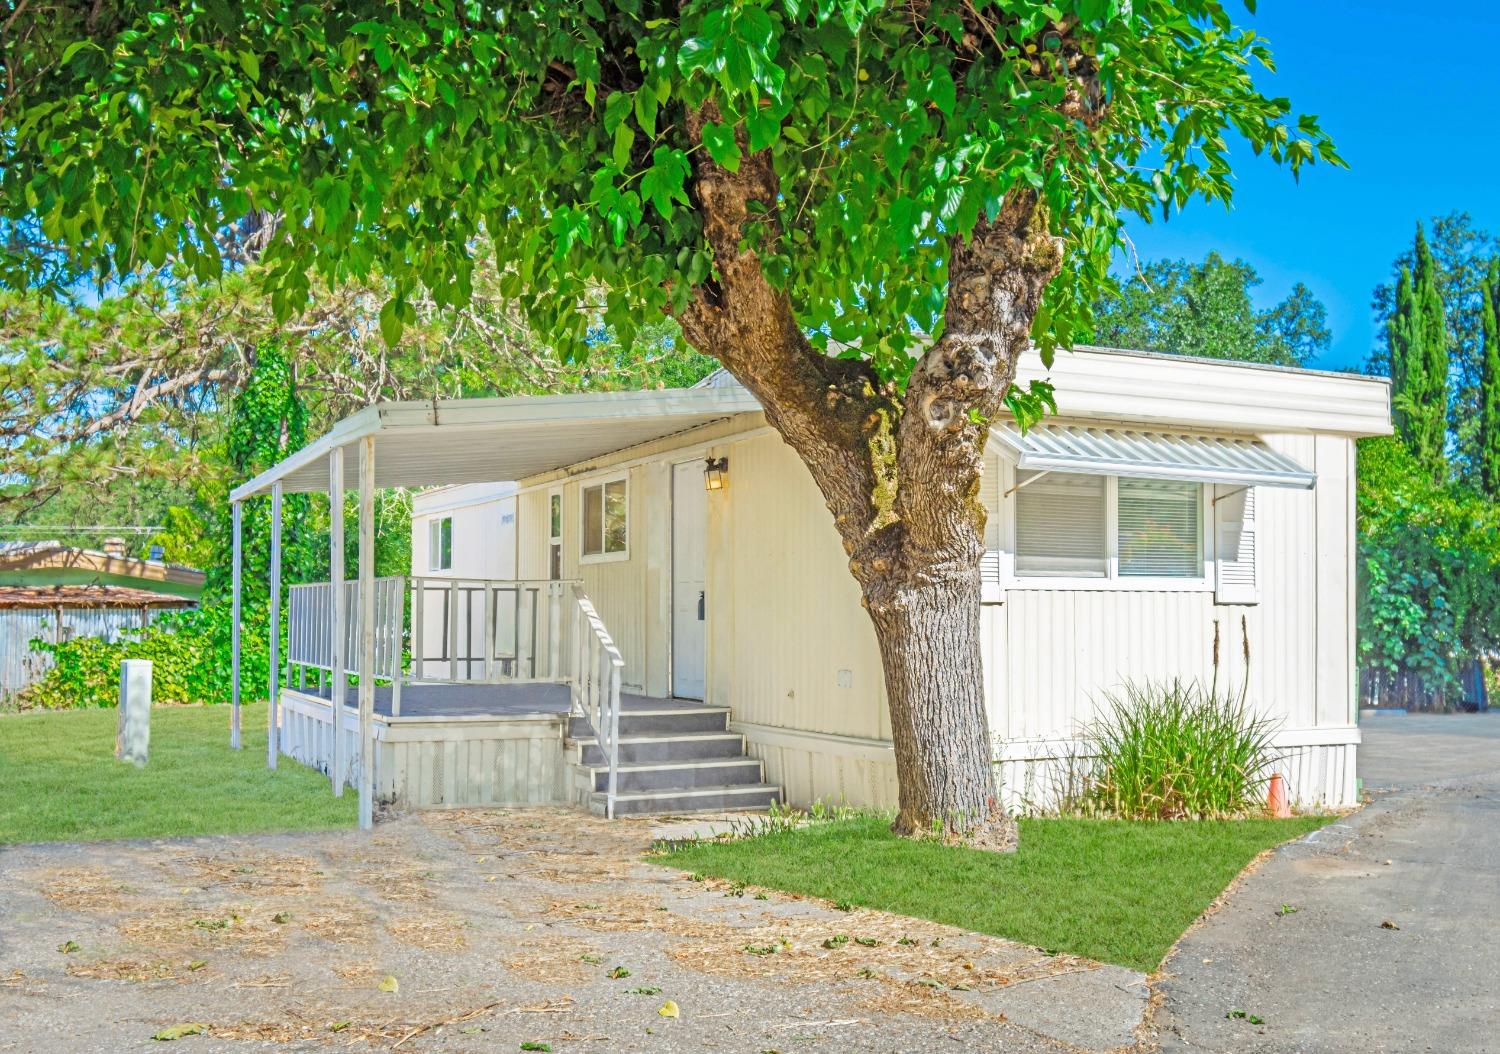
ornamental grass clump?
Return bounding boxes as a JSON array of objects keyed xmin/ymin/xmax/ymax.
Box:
[
  {"xmin": 1071, "ymin": 620, "xmax": 1280, "ymax": 820},
  {"xmin": 1078, "ymin": 679, "xmax": 1279, "ymax": 820}
]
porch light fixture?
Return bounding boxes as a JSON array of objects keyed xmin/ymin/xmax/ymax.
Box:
[{"xmin": 704, "ymin": 457, "xmax": 729, "ymax": 492}]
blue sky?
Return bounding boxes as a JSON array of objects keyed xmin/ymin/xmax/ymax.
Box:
[{"xmin": 1117, "ymin": 3, "xmax": 1500, "ymax": 371}]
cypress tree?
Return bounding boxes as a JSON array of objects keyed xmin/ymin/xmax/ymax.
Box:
[
  {"xmin": 1479, "ymin": 259, "xmax": 1500, "ymax": 498},
  {"xmin": 1387, "ymin": 224, "xmax": 1451, "ymax": 476}
]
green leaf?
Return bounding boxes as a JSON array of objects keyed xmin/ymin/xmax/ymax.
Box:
[
  {"xmin": 612, "ymin": 122, "xmax": 635, "ymax": 171},
  {"xmin": 153, "ymin": 1024, "xmax": 209, "ymax": 1042},
  {"xmin": 746, "ymin": 109, "xmax": 779, "ymax": 152},
  {"xmin": 927, "ymin": 67, "xmax": 956, "ymax": 118},
  {"xmin": 378, "ymin": 299, "xmax": 404, "ymax": 347},
  {"xmin": 701, "ymin": 122, "xmax": 740, "ymax": 172}
]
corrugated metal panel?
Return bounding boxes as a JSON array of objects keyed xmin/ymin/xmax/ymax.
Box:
[
  {"xmin": 0, "ymin": 606, "xmax": 174, "ymax": 702},
  {"xmin": 992, "ymin": 422, "xmax": 1316, "ymax": 488}
]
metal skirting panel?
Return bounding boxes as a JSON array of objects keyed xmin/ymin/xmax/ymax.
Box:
[
  {"xmin": 740, "ymin": 724, "xmax": 1358, "ymax": 816},
  {"xmin": 278, "ymin": 690, "xmax": 567, "ymax": 808}
]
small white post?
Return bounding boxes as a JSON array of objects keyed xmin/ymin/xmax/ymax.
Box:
[
  {"xmin": 411, "ymin": 576, "xmax": 425, "ymax": 683},
  {"xmin": 357, "ymin": 435, "xmax": 377, "ymax": 830},
  {"xmin": 329, "ymin": 447, "xmax": 346, "ymax": 795},
  {"xmin": 268, "ymin": 482, "xmax": 282, "ymax": 770},
  {"xmin": 390, "ymin": 576, "xmax": 404, "ymax": 717},
  {"xmin": 482, "ymin": 582, "xmax": 495, "ymax": 683},
  {"xmin": 448, "ymin": 580, "xmax": 460, "ymax": 681},
  {"xmin": 116, "ymin": 659, "xmax": 152, "ymax": 765},
  {"xmin": 548, "ymin": 581, "xmax": 561, "ymax": 680},
  {"xmin": 230, "ymin": 500, "xmax": 243, "ymax": 750}
]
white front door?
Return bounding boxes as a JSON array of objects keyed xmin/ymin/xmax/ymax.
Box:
[{"xmin": 671, "ymin": 460, "xmax": 708, "ymax": 700}]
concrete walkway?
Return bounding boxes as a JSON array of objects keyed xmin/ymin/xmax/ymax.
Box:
[{"xmin": 1152, "ymin": 713, "xmax": 1500, "ymax": 1053}]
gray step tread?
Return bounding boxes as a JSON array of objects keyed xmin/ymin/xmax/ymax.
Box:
[
  {"xmin": 584, "ymin": 758, "xmax": 762, "ymax": 774},
  {"xmin": 596, "ymin": 783, "xmax": 780, "ymax": 803},
  {"xmin": 569, "ymin": 730, "xmax": 743, "ymax": 746}
]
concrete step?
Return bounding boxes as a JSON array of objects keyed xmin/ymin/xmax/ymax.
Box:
[
  {"xmin": 590, "ymin": 757, "xmax": 764, "ymax": 793},
  {"xmin": 567, "ymin": 705, "xmax": 728, "ymax": 739},
  {"xmin": 572, "ymin": 731, "xmax": 745, "ymax": 766},
  {"xmin": 589, "ymin": 783, "xmax": 781, "ymax": 816}
]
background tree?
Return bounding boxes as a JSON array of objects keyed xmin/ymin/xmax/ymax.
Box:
[
  {"xmin": 1356, "ymin": 436, "xmax": 1500, "ymax": 705},
  {"xmin": 1478, "ymin": 259, "xmax": 1500, "ymax": 499},
  {"xmin": 1092, "ymin": 252, "xmax": 1330, "ymax": 366},
  {"xmin": 1371, "ymin": 212, "xmax": 1499, "ymax": 475},
  {"xmin": 0, "ymin": 1, "xmax": 1339, "ymax": 845},
  {"xmin": 0, "ymin": 261, "xmax": 715, "ymax": 547},
  {"xmin": 1386, "ymin": 226, "xmax": 1451, "ymax": 477}
]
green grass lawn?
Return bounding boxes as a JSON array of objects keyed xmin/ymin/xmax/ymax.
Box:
[
  {"xmin": 0, "ymin": 706, "xmax": 356, "ymax": 845},
  {"xmin": 657, "ymin": 813, "xmax": 1328, "ymax": 972}
]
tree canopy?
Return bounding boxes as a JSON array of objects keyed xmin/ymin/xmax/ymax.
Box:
[
  {"xmin": 1092, "ymin": 252, "xmax": 1330, "ymax": 366},
  {"xmin": 1386, "ymin": 225, "xmax": 1451, "ymax": 479},
  {"xmin": 0, "ymin": 257, "xmax": 714, "ymax": 535},
  {"xmin": 3, "ymin": 1, "xmax": 1336, "ymax": 386}
]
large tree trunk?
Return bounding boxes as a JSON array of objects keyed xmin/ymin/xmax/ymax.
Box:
[
  {"xmin": 678, "ymin": 106, "xmax": 1060, "ymax": 848},
  {"xmin": 864, "ymin": 553, "xmax": 1017, "ymax": 848}
]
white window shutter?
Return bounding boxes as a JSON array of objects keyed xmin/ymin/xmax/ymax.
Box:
[
  {"xmin": 980, "ymin": 450, "xmax": 1003, "ymax": 604},
  {"xmin": 1215, "ymin": 486, "xmax": 1258, "ymax": 604}
]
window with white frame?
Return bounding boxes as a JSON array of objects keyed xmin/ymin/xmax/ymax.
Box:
[
  {"xmin": 1015, "ymin": 472, "xmax": 1108, "ymax": 577},
  {"xmin": 428, "ymin": 516, "xmax": 453, "ymax": 571},
  {"xmin": 1117, "ymin": 478, "xmax": 1201, "ymax": 577},
  {"xmin": 1014, "ymin": 471, "xmax": 1204, "ymax": 581},
  {"xmin": 581, "ymin": 477, "xmax": 628, "ymax": 559}
]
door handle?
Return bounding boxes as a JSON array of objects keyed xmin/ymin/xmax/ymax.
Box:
[{"xmin": 697, "ymin": 591, "xmax": 705, "ymax": 620}]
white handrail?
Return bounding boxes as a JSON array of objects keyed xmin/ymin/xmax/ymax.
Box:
[{"xmin": 569, "ymin": 583, "xmax": 626, "ymax": 819}]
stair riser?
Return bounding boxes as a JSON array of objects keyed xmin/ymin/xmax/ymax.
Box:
[
  {"xmin": 593, "ymin": 788, "xmax": 781, "ymax": 816},
  {"xmin": 568, "ymin": 710, "xmax": 727, "ymax": 738},
  {"xmin": 593, "ymin": 761, "xmax": 764, "ymax": 793},
  {"xmin": 578, "ymin": 737, "xmax": 743, "ymax": 766}
]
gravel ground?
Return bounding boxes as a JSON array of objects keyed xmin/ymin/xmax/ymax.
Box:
[
  {"xmin": 1149, "ymin": 713, "xmax": 1500, "ymax": 1054},
  {"xmin": 0, "ymin": 808, "xmax": 1147, "ymax": 1054}
]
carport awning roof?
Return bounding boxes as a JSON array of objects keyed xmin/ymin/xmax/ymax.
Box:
[
  {"xmin": 229, "ymin": 387, "xmax": 763, "ymax": 501},
  {"xmin": 990, "ymin": 422, "xmax": 1316, "ymax": 489}
]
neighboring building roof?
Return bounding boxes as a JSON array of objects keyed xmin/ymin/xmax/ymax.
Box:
[
  {"xmin": 0, "ymin": 543, "xmax": 206, "ymax": 600},
  {"xmin": 0, "ymin": 585, "xmax": 198, "ymax": 610}
]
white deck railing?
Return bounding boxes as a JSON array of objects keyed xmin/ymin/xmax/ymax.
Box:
[
  {"xmin": 287, "ymin": 576, "xmax": 405, "ymax": 693},
  {"xmin": 409, "ymin": 577, "xmax": 570, "ymax": 684},
  {"xmin": 570, "ymin": 583, "xmax": 625, "ymax": 819},
  {"xmin": 286, "ymin": 576, "xmax": 603, "ymax": 723}
]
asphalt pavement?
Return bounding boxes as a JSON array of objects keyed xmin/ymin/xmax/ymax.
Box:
[{"xmin": 1151, "ymin": 712, "xmax": 1500, "ymax": 1053}]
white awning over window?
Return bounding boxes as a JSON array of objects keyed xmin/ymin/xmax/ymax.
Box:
[{"xmin": 991, "ymin": 423, "xmax": 1315, "ymax": 490}]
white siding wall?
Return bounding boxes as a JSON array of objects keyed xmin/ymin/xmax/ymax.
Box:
[
  {"xmin": 504, "ymin": 411, "xmax": 1365, "ymax": 813},
  {"xmin": 411, "ymin": 483, "xmax": 518, "ymax": 580},
  {"xmin": 410, "ymin": 484, "xmax": 519, "ymax": 679}
]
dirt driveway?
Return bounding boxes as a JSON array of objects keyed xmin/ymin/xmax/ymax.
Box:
[{"xmin": 0, "ymin": 809, "xmax": 1145, "ymax": 1053}]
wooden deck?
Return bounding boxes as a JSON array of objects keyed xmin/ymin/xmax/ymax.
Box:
[
  {"xmin": 300, "ymin": 681, "xmax": 573, "ymax": 720},
  {"xmin": 296, "ymin": 682, "xmax": 706, "ymax": 721}
]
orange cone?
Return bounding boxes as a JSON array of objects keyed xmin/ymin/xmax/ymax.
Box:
[{"xmin": 1267, "ymin": 772, "xmax": 1291, "ymax": 818}]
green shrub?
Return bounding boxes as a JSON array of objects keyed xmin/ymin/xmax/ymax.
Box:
[
  {"xmin": 1067, "ymin": 678, "xmax": 1279, "ymax": 820},
  {"xmin": 17, "ymin": 603, "xmax": 269, "ymax": 710}
]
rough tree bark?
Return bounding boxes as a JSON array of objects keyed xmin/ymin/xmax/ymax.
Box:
[{"xmin": 677, "ymin": 104, "xmax": 1063, "ymax": 849}]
